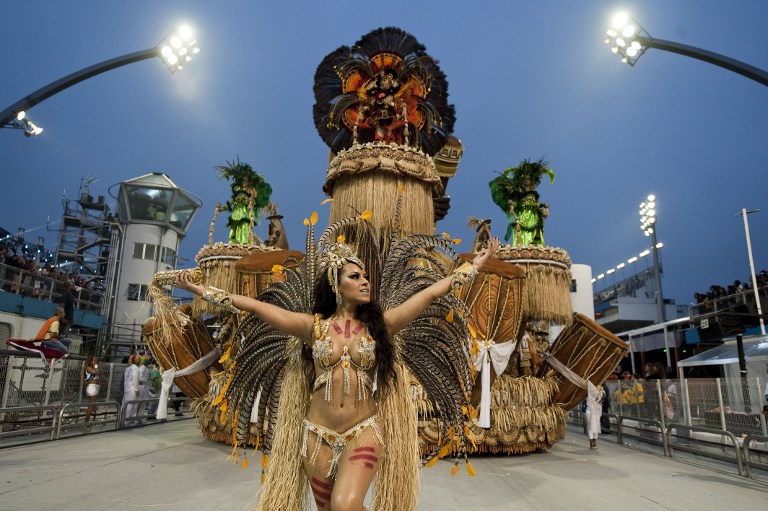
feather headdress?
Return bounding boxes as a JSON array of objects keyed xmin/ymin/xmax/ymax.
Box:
[{"xmin": 313, "ymin": 27, "xmax": 455, "ymax": 156}]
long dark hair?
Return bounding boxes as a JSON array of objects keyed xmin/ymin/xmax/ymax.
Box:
[{"xmin": 311, "ymin": 266, "xmax": 396, "ymax": 390}]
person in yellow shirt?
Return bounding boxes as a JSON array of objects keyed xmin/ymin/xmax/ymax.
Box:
[
  {"xmin": 35, "ymin": 308, "xmax": 71, "ymax": 354},
  {"xmin": 614, "ymin": 371, "xmax": 644, "ymax": 405}
]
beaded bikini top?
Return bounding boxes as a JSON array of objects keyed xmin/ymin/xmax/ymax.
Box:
[{"xmin": 312, "ymin": 314, "xmax": 376, "ymax": 402}]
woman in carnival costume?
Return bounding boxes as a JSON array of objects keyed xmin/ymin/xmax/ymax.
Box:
[{"xmin": 176, "ymin": 220, "xmax": 499, "ymax": 511}]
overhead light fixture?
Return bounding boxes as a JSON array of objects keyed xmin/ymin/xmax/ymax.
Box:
[
  {"xmin": 605, "ymin": 12, "xmax": 650, "ymax": 66},
  {"xmin": 22, "ymin": 119, "xmax": 44, "ymax": 137},
  {"xmin": 157, "ymin": 25, "xmax": 200, "ymax": 73},
  {"xmin": 2, "ymin": 110, "xmax": 44, "ymax": 137}
]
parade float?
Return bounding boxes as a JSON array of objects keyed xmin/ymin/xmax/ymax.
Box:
[{"xmin": 144, "ymin": 27, "xmax": 626, "ymax": 463}]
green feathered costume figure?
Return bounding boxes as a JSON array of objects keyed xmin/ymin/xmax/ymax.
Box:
[
  {"xmin": 489, "ymin": 158, "xmax": 555, "ymax": 246},
  {"xmin": 216, "ymin": 159, "xmax": 273, "ymax": 245}
]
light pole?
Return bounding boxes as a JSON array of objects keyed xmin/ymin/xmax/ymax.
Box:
[
  {"xmin": 640, "ymin": 194, "xmax": 665, "ymax": 324},
  {"xmin": 604, "ymin": 13, "xmax": 768, "ymax": 88},
  {"xmin": 0, "ymin": 25, "xmax": 200, "ymax": 130},
  {"xmin": 738, "ymin": 208, "xmax": 766, "ymax": 335}
]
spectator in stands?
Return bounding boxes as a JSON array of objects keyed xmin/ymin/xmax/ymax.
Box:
[
  {"xmin": 35, "ymin": 308, "xmax": 71, "ymax": 354},
  {"xmin": 83, "ymin": 356, "xmax": 100, "ymax": 431}
]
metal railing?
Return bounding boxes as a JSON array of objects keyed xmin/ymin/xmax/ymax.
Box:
[
  {"xmin": 0, "ymin": 349, "xmax": 191, "ymax": 447},
  {"xmin": 743, "ymin": 435, "xmax": 768, "ymax": 479},
  {"xmin": 569, "ymin": 375, "xmax": 768, "ymax": 481}
]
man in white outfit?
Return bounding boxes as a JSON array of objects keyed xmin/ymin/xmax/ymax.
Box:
[
  {"xmin": 585, "ymin": 381, "xmax": 605, "ymax": 450},
  {"xmin": 123, "ymin": 354, "xmax": 141, "ymax": 424}
]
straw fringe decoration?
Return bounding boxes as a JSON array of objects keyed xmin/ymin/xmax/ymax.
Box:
[
  {"xmin": 518, "ymin": 264, "xmax": 573, "ymax": 323},
  {"xmin": 496, "ymin": 245, "xmax": 573, "ymax": 324},
  {"xmin": 147, "ymin": 268, "xmax": 203, "ymax": 347},
  {"xmin": 252, "ymin": 350, "xmax": 310, "ymax": 511},
  {"xmin": 415, "ymin": 374, "xmax": 566, "ymax": 455},
  {"xmin": 328, "ymin": 173, "xmax": 436, "ymax": 256},
  {"xmin": 372, "ymin": 362, "xmax": 420, "ymax": 511}
]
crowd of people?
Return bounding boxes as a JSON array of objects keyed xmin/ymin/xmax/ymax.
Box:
[
  {"xmin": 1, "ymin": 242, "xmax": 105, "ymax": 306},
  {"xmin": 693, "ymin": 270, "xmax": 768, "ymax": 304}
]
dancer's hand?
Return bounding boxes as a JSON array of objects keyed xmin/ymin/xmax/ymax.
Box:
[
  {"xmin": 472, "ymin": 237, "xmax": 501, "ymax": 271},
  {"xmin": 176, "ymin": 269, "xmax": 205, "ymax": 296}
]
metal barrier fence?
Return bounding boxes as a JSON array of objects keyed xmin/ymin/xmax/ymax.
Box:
[
  {"xmin": 0, "ymin": 349, "xmax": 190, "ymax": 447},
  {"xmin": 0, "ymin": 348, "xmax": 127, "ymax": 410},
  {"xmin": 569, "ymin": 375, "xmax": 768, "ymax": 481},
  {"xmin": 604, "ymin": 377, "xmax": 768, "ymax": 437}
]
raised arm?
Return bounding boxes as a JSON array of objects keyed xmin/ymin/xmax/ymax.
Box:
[
  {"xmin": 176, "ymin": 270, "xmax": 314, "ymax": 342},
  {"xmin": 384, "ymin": 238, "xmax": 500, "ymax": 335}
]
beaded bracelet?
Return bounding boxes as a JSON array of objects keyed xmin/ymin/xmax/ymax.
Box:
[
  {"xmin": 201, "ymin": 286, "xmax": 241, "ymax": 314},
  {"xmin": 451, "ymin": 261, "xmax": 478, "ymax": 291}
]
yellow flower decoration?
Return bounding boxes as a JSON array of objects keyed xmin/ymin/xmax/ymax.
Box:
[{"xmin": 358, "ymin": 209, "xmax": 373, "ymax": 220}]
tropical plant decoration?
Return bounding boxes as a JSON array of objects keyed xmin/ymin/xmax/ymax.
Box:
[
  {"xmin": 489, "ymin": 158, "xmax": 556, "ymax": 246},
  {"xmin": 216, "ymin": 159, "xmax": 273, "ymax": 245}
]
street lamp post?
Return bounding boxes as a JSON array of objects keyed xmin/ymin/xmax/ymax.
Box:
[
  {"xmin": 0, "ymin": 25, "xmax": 200, "ymax": 129},
  {"xmin": 604, "ymin": 13, "xmax": 768, "ymax": 88},
  {"xmin": 640, "ymin": 194, "xmax": 665, "ymax": 324},
  {"xmin": 738, "ymin": 208, "xmax": 766, "ymax": 336}
]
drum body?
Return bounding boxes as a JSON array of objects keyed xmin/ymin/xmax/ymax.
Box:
[
  {"xmin": 538, "ymin": 312, "xmax": 628, "ymax": 410},
  {"xmin": 144, "ymin": 309, "xmax": 220, "ymax": 399}
]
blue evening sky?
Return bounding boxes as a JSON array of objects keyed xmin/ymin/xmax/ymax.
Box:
[{"xmin": 1, "ymin": 0, "xmax": 767, "ymax": 306}]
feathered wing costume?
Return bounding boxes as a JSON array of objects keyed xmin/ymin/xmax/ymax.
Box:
[
  {"xmin": 218, "ymin": 213, "xmax": 474, "ymax": 511},
  {"xmin": 313, "ymin": 27, "xmax": 455, "ymax": 156}
]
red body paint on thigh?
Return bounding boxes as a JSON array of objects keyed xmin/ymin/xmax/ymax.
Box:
[{"xmin": 311, "ymin": 477, "xmax": 333, "ymax": 508}]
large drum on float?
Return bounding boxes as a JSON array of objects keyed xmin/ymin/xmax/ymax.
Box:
[
  {"xmin": 455, "ymin": 254, "xmax": 525, "ymax": 406},
  {"xmin": 143, "ymin": 305, "xmax": 221, "ymax": 399},
  {"xmin": 538, "ymin": 312, "xmax": 628, "ymax": 410}
]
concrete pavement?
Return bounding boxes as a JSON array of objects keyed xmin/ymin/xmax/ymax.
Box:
[{"xmin": 1, "ymin": 420, "xmax": 765, "ymax": 510}]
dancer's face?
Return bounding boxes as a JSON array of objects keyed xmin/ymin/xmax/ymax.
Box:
[{"xmin": 337, "ymin": 263, "xmax": 370, "ymax": 306}]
